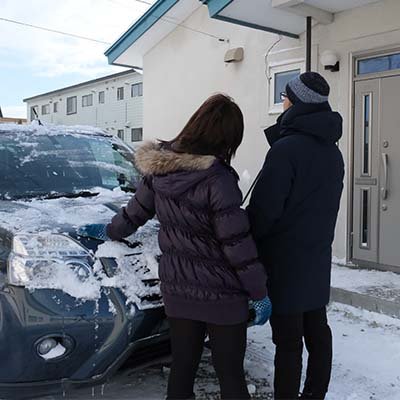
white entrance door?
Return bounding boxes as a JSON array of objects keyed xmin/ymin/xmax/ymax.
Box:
[{"xmin": 353, "ymin": 75, "xmax": 400, "ymax": 270}]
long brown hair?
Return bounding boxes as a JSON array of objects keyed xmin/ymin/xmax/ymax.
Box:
[{"xmin": 169, "ymin": 94, "xmax": 244, "ymax": 164}]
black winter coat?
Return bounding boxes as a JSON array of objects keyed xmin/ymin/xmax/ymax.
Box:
[
  {"xmin": 247, "ymin": 103, "xmax": 344, "ymax": 315},
  {"xmin": 107, "ymin": 142, "xmax": 267, "ymax": 325}
]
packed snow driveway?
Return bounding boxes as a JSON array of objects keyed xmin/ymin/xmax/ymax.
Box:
[{"xmin": 39, "ymin": 303, "xmax": 400, "ymax": 400}]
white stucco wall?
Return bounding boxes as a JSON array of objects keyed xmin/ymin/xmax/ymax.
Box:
[{"xmin": 142, "ymin": 0, "xmax": 400, "ymax": 262}]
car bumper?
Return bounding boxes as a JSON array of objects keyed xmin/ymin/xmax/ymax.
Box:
[
  {"xmin": 0, "ymin": 332, "xmax": 170, "ymax": 399},
  {"xmin": 0, "ymin": 286, "xmax": 168, "ymax": 399}
]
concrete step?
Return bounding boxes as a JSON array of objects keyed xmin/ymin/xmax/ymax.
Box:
[{"xmin": 330, "ymin": 264, "xmax": 400, "ymax": 319}]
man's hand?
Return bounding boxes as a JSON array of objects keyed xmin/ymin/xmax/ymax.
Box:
[{"xmin": 77, "ymin": 224, "xmax": 110, "ymax": 241}]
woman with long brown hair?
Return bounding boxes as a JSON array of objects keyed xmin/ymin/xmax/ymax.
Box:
[{"xmin": 79, "ymin": 94, "xmax": 271, "ymax": 399}]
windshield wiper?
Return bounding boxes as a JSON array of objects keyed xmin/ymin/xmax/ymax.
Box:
[{"xmin": 42, "ymin": 190, "xmax": 100, "ymax": 200}]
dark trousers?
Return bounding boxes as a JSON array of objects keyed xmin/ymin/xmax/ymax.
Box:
[
  {"xmin": 167, "ymin": 318, "xmax": 250, "ymax": 400},
  {"xmin": 270, "ymin": 307, "xmax": 332, "ymax": 400}
]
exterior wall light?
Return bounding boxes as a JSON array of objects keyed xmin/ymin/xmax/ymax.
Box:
[{"xmin": 320, "ymin": 50, "xmax": 340, "ymax": 72}]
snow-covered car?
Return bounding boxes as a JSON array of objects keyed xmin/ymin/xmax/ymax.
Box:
[{"xmin": 0, "ymin": 124, "xmax": 168, "ymax": 399}]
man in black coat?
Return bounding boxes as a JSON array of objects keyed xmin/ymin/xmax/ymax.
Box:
[{"xmin": 247, "ymin": 72, "xmax": 344, "ymax": 400}]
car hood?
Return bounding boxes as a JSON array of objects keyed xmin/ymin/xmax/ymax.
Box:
[
  {"xmin": 0, "ymin": 188, "xmax": 130, "ymax": 236},
  {"xmin": 0, "ymin": 188, "xmax": 162, "ymax": 307}
]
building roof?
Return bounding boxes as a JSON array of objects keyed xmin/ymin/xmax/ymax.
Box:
[
  {"xmin": 105, "ymin": 0, "xmax": 383, "ymax": 68},
  {"xmin": 23, "ymin": 69, "xmax": 140, "ymax": 102},
  {"xmin": 105, "ymin": 0, "xmax": 200, "ymax": 68}
]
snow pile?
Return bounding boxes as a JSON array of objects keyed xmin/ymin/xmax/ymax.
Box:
[
  {"xmin": 93, "ymin": 221, "xmax": 162, "ymax": 309},
  {"xmin": 22, "ymin": 224, "xmax": 161, "ymax": 309},
  {"xmin": 22, "ymin": 222, "xmax": 161, "ymax": 308},
  {"xmin": 24, "ymin": 260, "xmax": 102, "ymax": 301},
  {"xmin": 1, "ymin": 187, "xmax": 162, "ymax": 309},
  {"xmin": 0, "ymin": 187, "xmax": 130, "ymax": 233}
]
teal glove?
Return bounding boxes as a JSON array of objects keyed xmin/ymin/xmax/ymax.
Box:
[
  {"xmin": 77, "ymin": 224, "xmax": 110, "ymax": 241},
  {"xmin": 249, "ymin": 297, "xmax": 272, "ymax": 326}
]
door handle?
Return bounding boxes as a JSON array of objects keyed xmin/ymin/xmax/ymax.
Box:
[{"xmin": 381, "ymin": 153, "xmax": 389, "ymax": 200}]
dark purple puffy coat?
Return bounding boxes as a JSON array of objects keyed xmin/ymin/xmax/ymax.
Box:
[{"xmin": 107, "ymin": 142, "xmax": 267, "ymax": 325}]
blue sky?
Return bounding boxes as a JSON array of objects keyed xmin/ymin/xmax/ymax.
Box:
[{"xmin": 0, "ymin": 0, "xmax": 155, "ymax": 118}]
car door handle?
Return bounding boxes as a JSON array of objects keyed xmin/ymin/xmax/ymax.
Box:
[{"xmin": 381, "ymin": 153, "xmax": 389, "ymax": 200}]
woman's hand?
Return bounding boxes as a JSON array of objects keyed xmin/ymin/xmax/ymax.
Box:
[
  {"xmin": 77, "ymin": 224, "xmax": 110, "ymax": 241},
  {"xmin": 249, "ymin": 296, "xmax": 272, "ymax": 326}
]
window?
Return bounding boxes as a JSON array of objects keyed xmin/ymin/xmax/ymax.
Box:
[
  {"xmin": 53, "ymin": 102, "xmax": 58, "ymax": 113},
  {"xmin": 41, "ymin": 104, "xmax": 50, "ymax": 115},
  {"xmin": 131, "ymin": 82, "xmax": 143, "ymax": 97},
  {"xmin": 117, "ymin": 129, "xmax": 125, "ymax": 140},
  {"xmin": 268, "ymin": 61, "xmax": 303, "ymax": 114},
  {"xmin": 66, "ymin": 96, "xmax": 77, "ymax": 115},
  {"xmin": 117, "ymin": 87, "xmax": 124, "ymax": 101},
  {"xmin": 99, "ymin": 91, "xmax": 105, "ymax": 104},
  {"xmin": 274, "ymin": 69, "xmax": 301, "ymax": 104},
  {"xmin": 82, "ymin": 94, "xmax": 93, "ymax": 107},
  {"xmin": 358, "ymin": 52, "xmax": 400, "ymax": 75},
  {"xmin": 30, "ymin": 105, "xmax": 39, "ymax": 121},
  {"xmin": 362, "ymin": 94, "xmax": 372, "ymax": 175},
  {"xmin": 361, "ymin": 189, "xmax": 370, "ymax": 248},
  {"xmin": 131, "ymin": 128, "xmax": 143, "ymax": 142}
]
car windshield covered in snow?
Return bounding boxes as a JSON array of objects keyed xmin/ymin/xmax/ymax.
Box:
[{"xmin": 0, "ymin": 127, "xmax": 141, "ymax": 200}]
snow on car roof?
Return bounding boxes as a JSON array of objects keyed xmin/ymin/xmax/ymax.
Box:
[{"xmin": 0, "ymin": 122, "xmax": 112, "ymax": 138}]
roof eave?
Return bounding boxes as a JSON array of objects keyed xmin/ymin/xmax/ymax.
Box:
[
  {"xmin": 23, "ymin": 69, "xmax": 138, "ymax": 103},
  {"xmin": 105, "ymin": 0, "xmax": 180, "ymax": 66}
]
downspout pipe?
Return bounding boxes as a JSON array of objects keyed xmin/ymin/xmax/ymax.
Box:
[{"xmin": 306, "ymin": 16, "xmax": 312, "ymax": 72}]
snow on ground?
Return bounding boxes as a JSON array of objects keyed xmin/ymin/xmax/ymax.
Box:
[
  {"xmin": 248, "ymin": 303, "xmax": 400, "ymax": 400},
  {"xmin": 332, "ymin": 264, "xmax": 400, "ymax": 303},
  {"xmin": 42, "ymin": 303, "xmax": 400, "ymax": 400}
]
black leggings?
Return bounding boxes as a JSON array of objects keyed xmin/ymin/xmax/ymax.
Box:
[
  {"xmin": 270, "ymin": 307, "xmax": 332, "ymax": 400},
  {"xmin": 167, "ymin": 318, "xmax": 250, "ymax": 400}
]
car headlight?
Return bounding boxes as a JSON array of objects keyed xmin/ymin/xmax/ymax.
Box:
[{"xmin": 8, "ymin": 234, "xmax": 93, "ymax": 287}]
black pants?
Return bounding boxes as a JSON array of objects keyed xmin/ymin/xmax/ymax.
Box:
[
  {"xmin": 270, "ymin": 307, "xmax": 332, "ymax": 400},
  {"xmin": 167, "ymin": 318, "xmax": 250, "ymax": 400}
]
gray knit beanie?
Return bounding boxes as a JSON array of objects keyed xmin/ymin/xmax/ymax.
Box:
[{"xmin": 286, "ymin": 72, "xmax": 330, "ymax": 104}]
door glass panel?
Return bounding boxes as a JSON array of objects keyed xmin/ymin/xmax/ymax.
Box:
[
  {"xmin": 362, "ymin": 94, "xmax": 371, "ymax": 175},
  {"xmin": 361, "ymin": 189, "xmax": 370, "ymax": 248},
  {"xmin": 358, "ymin": 53, "xmax": 400, "ymax": 75}
]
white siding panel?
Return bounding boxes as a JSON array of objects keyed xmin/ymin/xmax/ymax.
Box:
[{"xmin": 25, "ymin": 71, "xmax": 143, "ymax": 144}]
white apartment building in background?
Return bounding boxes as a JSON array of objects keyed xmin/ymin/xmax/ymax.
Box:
[{"xmin": 23, "ymin": 69, "xmax": 143, "ymax": 144}]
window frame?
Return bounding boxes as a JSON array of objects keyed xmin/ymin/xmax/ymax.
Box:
[
  {"xmin": 98, "ymin": 91, "xmax": 105, "ymax": 104},
  {"xmin": 131, "ymin": 82, "xmax": 143, "ymax": 98},
  {"xmin": 53, "ymin": 102, "xmax": 58, "ymax": 113},
  {"xmin": 82, "ymin": 94, "xmax": 93, "ymax": 108},
  {"xmin": 117, "ymin": 87, "xmax": 124, "ymax": 101},
  {"xmin": 66, "ymin": 96, "xmax": 77, "ymax": 115},
  {"xmin": 117, "ymin": 129, "xmax": 125, "ymax": 141},
  {"xmin": 131, "ymin": 127, "xmax": 143, "ymax": 142},
  {"xmin": 268, "ymin": 61, "xmax": 304, "ymax": 115},
  {"xmin": 41, "ymin": 104, "xmax": 50, "ymax": 115},
  {"xmin": 357, "ymin": 51, "xmax": 400, "ymax": 76}
]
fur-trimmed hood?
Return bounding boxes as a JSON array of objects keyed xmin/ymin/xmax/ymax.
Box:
[
  {"xmin": 134, "ymin": 141, "xmax": 216, "ymax": 176},
  {"xmin": 134, "ymin": 141, "xmax": 219, "ymax": 197}
]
